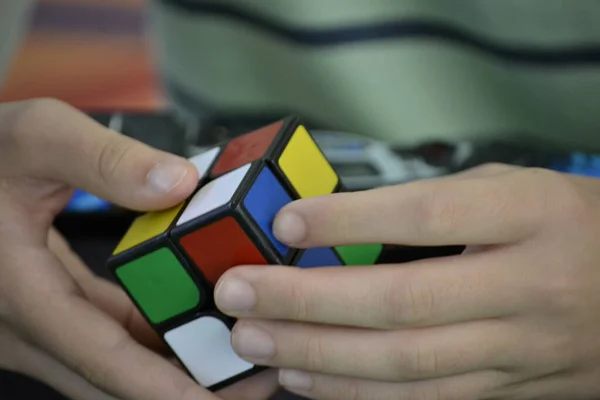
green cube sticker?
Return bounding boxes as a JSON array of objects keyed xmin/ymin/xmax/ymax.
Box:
[
  {"xmin": 336, "ymin": 244, "xmax": 382, "ymax": 266},
  {"xmin": 115, "ymin": 247, "xmax": 201, "ymax": 324}
]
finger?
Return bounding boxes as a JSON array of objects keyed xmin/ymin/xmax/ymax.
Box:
[
  {"xmin": 277, "ymin": 369, "xmax": 507, "ymax": 400},
  {"xmin": 217, "ymin": 369, "xmax": 281, "ymax": 400},
  {"xmin": 4, "ymin": 320, "xmax": 190, "ymax": 400},
  {"xmin": 215, "ymin": 253, "xmax": 522, "ymax": 328},
  {"xmin": 1, "ymin": 324, "xmax": 120, "ymax": 400},
  {"xmin": 8, "ymin": 249, "xmax": 219, "ymax": 400},
  {"xmin": 229, "ymin": 319, "xmax": 516, "ymax": 382},
  {"xmin": 48, "ymin": 229, "xmax": 166, "ymax": 352},
  {"xmin": 0, "ymin": 99, "xmax": 198, "ymax": 210},
  {"xmin": 83, "ymin": 277, "xmax": 169, "ymax": 354},
  {"xmin": 47, "ymin": 228, "xmax": 95, "ymax": 281},
  {"xmin": 272, "ymin": 166, "xmax": 542, "ymax": 248}
]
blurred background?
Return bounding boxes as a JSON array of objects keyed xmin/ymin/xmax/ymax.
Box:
[
  {"xmin": 3, "ymin": 1, "xmax": 600, "ymax": 400},
  {"xmin": 0, "ymin": 0, "xmax": 163, "ymax": 110}
]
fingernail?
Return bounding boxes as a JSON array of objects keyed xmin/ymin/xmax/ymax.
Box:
[
  {"xmin": 146, "ymin": 160, "xmax": 189, "ymax": 194},
  {"xmin": 273, "ymin": 211, "xmax": 306, "ymax": 244},
  {"xmin": 279, "ymin": 369, "xmax": 313, "ymax": 391},
  {"xmin": 232, "ymin": 324, "xmax": 275, "ymax": 361},
  {"xmin": 215, "ymin": 278, "xmax": 256, "ymax": 313}
]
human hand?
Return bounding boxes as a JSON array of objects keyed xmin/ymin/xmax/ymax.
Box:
[
  {"xmin": 0, "ymin": 99, "xmax": 278, "ymax": 400},
  {"xmin": 214, "ymin": 164, "xmax": 600, "ymax": 400}
]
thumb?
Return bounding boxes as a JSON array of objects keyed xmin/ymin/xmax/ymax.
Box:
[{"xmin": 0, "ymin": 99, "xmax": 198, "ymax": 211}]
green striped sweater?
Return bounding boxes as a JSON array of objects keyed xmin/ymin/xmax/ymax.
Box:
[{"xmin": 3, "ymin": 0, "xmax": 600, "ymax": 151}]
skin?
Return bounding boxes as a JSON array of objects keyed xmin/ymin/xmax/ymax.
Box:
[
  {"xmin": 0, "ymin": 99, "xmax": 279, "ymax": 400},
  {"xmin": 3, "ymin": 97, "xmax": 600, "ymax": 400},
  {"xmin": 215, "ymin": 164, "xmax": 600, "ymax": 399}
]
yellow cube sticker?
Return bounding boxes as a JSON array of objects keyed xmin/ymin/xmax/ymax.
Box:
[
  {"xmin": 278, "ymin": 126, "xmax": 338, "ymax": 198},
  {"xmin": 113, "ymin": 203, "xmax": 184, "ymax": 255}
]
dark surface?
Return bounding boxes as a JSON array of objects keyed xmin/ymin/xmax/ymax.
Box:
[{"xmin": 1, "ymin": 371, "xmax": 69, "ymax": 400}]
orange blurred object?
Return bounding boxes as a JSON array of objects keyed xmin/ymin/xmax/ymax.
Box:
[{"xmin": 0, "ymin": 0, "xmax": 165, "ymax": 111}]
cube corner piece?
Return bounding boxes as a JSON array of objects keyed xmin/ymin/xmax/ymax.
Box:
[{"xmin": 206, "ymin": 115, "xmax": 343, "ymax": 201}]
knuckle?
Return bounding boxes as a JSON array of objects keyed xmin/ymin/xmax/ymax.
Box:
[
  {"xmin": 288, "ymin": 282, "xmax": 314, "ymax": 321},
  {"xmin": 0, "ymin": 98, "xmax": 67, "ymax": 145},
  {"xmin": 301, "ymin": 333, "xmax": 328, "ymax": 371},
  {"xmin": 415, "ymin": 184, "xmax": 460, "ymax": 238},
  {"xmin": 522, "ymin": 168, "xmax": 589, "ymax": 223},
  {"xmin": 530, "ymin": 330, "xmax": 576, "ymax": 371},
  {"xmin": 390, "ymin": 338, "xmax": 440, "ymax": 380},
  {"xmin": 381, "ymin": 273, "xmax": 436, "ymax": 327},
  {"xmin": 554, "ymin": 184, "xmax": 589, "ymax": 222},
  {"xmin": 12, "ymin": 97, "xmax": 66, "ymax": 120},
  {"xmin": 95, "ymin": 138, "xmax": 134, "ymax": 187},
  {"xmin": 533, "ymin": 268, "xmax": 584, "ymax": 314}
]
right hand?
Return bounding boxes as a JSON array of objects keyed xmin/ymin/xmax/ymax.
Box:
[{"xmin": 0, "ymin": 99, "xmax": 279, "ymax": 400}]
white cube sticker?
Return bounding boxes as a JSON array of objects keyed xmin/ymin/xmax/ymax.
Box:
[
  {"xmin": 177, "ymin": 163, "xmax": 251, "ymax": 226},
  {"xmin": 164, "ymin": 316, "xmax": 254, "ymax": 388}
]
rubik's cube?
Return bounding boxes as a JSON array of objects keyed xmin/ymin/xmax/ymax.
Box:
[{"xmin": 106, "ymin": 117, "xmax": 384, "ymax": 390}]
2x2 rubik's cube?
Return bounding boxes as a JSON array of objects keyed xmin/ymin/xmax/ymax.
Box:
[{"xmin": 107, "ymin": 117, "xmax": 384, "ymax": 390}]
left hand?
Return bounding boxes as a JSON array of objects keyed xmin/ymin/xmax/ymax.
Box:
[
  {"xmin": 214, "ymin": 164, "xmax": 600, "ymax": 400},
  {"xmin": 0, "ymin": 99, "xmax": 279, "ymax": 400},
  {"xmin": 0, "ymin": 228, "xmax": 278, "ymax": 400}
]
